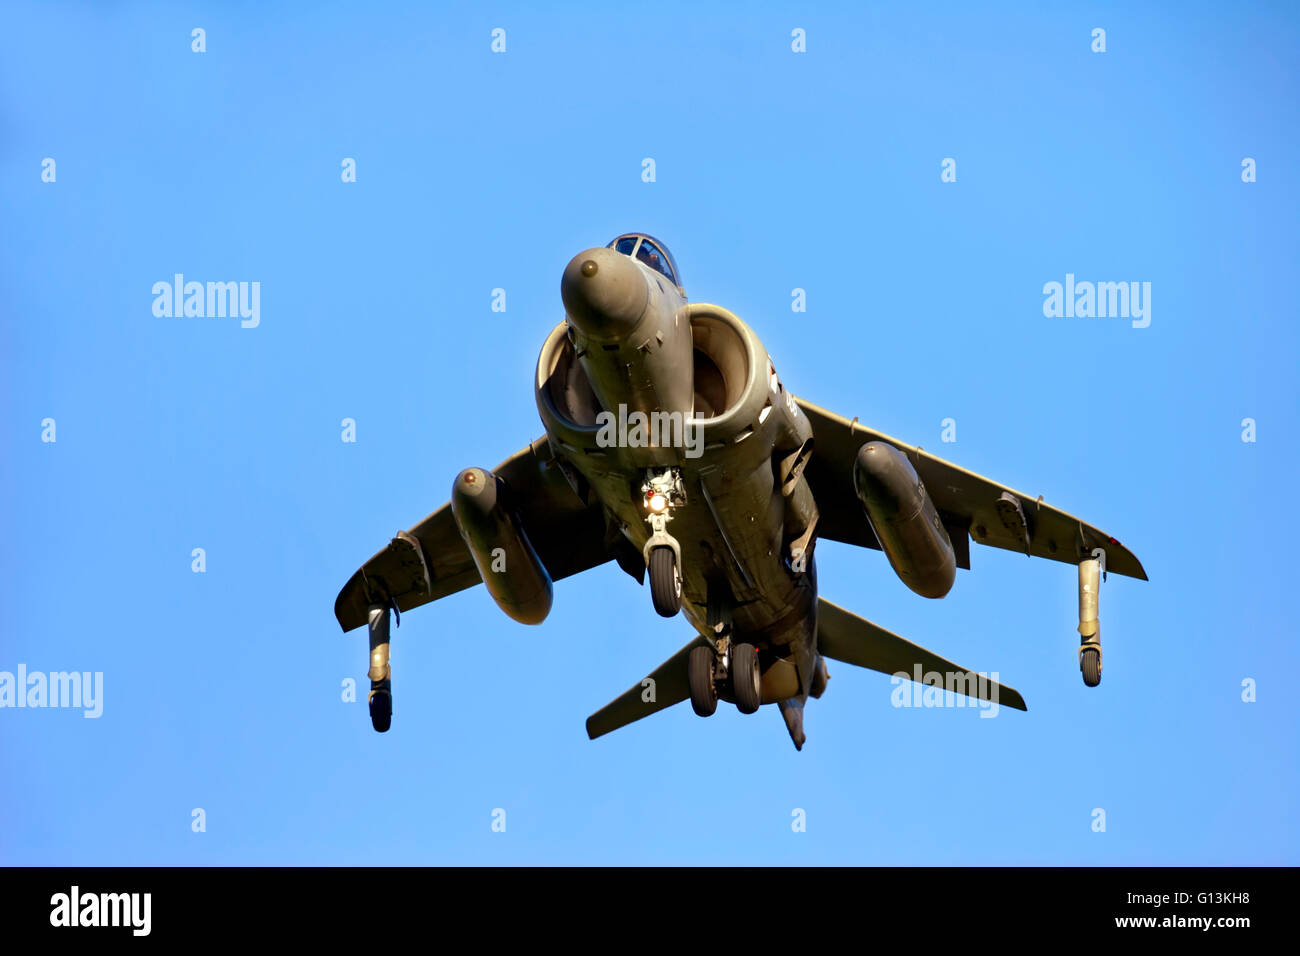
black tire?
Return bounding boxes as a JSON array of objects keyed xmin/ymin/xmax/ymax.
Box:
[
  {"xmin": 1080, "ymin": 647, "xmax": 1101, "ymax": 687},
  {"xmin": 732, "ymin": 643, "xmax": 761, "ymax": 714},
  {"xmin": 649, "ymin": 546, "xmax": 681, "ymax": 617},
  {"xmin": 688, "ymin": 645, "xmax": 717, "ymax": 717},
  {"xmin": 369, "ymin": 689, "xmax": 392, "ymax": 732}
]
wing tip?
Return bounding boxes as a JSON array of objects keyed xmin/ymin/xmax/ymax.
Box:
[
  {"xmin": 333, "ymin": 569, "xmax": 368, "ymax": 633},
  {"xmin": 1116, "ymin": 555, "xmax": 1149, "ymax": 582}
]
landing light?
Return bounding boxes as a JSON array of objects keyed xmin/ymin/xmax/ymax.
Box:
[{"xmin": 648, "ymin": 493, "xmax": 667, "ymax": 513}]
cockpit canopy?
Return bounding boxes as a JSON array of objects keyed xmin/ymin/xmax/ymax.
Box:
[{"xmin": 607, "ymin": 233, "xmax": 680, "ymax": 286}]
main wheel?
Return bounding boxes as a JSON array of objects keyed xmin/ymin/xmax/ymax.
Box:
[
  {"xmin": 732, "ymin": 643, "xmax": 761, "ymax": 714},
  {"xmin": 688, "ymin": 645, "xmax": 717, "ymax": 716},
  {"xmin": 649, "ymin": 546, "xmax": 682, "ymax": 617},
  {"xmin": 1080, "ymin": 647, "xmax": 1101, "ymax": 687}
]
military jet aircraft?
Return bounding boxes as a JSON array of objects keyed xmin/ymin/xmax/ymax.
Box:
[{"xmin": 334, "ymin": 233, "xmax": 1146, "ymax": 749}]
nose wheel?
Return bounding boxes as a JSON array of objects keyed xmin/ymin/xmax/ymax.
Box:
[{"xmin": 648, "ymin": 546, "xmax": 682, "ymax": 617}]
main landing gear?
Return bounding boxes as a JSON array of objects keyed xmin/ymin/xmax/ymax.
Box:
[{"xmin": 687, "ymin": 639, "xmax": 762, "ymax": 717}]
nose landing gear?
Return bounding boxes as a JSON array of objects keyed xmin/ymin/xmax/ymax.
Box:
[{"xmin": 641, "ymin": 467, "xmax": 687, "ymax": 618}]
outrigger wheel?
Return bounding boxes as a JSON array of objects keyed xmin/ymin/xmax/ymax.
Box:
[
  {"xmin": 731, "ymin": 643, "xmax": 761, "ymax": 714},
  {"xmin": 687, "ymin": 645, "xmax": 717, "ymax": 716},
  {"xmin": 369, "ymin": 684, "xmax": 392, "ymax": 732},
  {"xmin": 1080, "ymin": 646, "xmax": 1102, "ymax": 688},
  {"xmin": 649, "ymin": 546, "xmax": 682, "ymax": 617}
]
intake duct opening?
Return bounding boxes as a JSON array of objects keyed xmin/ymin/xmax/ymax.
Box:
[
  {"xmin": 542, "ymin": 335, "xmax": 603, "ymax": 427},
  {"xmin": 689, "ymin": 311, "xmax": 748, "ymax": 421}
]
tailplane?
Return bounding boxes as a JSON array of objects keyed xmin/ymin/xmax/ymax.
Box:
[
  {"xmin": 585, "ymin": 636, "xmax": 710, "ymax": 740},
  {"xmin": 817, "ymin": 597, "xmax": 1027, "ymax": 711}
]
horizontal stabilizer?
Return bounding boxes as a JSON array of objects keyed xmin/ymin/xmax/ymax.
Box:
[
  {"xmin": 818, "ymin": 598, "xmax": 1026, "ymax": 711},
  {"xmin": 586, "ymin": 636, "xmax": 710, "ymax": 740}
]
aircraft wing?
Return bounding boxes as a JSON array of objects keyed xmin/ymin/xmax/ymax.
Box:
[
  {"xmin": 796, "ymin": 397, "xmax": 1147, "ymax": 580},
  {"xmin": 333, "ymin": 437, "xmax": 614, "ymax": 632}
]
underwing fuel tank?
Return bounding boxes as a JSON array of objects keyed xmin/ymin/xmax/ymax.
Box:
[
  {"xmin": 450, "ymin": 467, "xmax": 553, "ymax": 624},
  {"xmin": 853, "ymin": 441, "xmax": 956, "ymax": 599}
]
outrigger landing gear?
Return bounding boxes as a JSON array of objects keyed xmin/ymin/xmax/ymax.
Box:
[
  {"xmin": 1077, "ymin": 555, "xmax": 1102, "ymax": 688},
  {"xmin": 367, "ymin": 603, "xmax": 393, "ymax": 732}
]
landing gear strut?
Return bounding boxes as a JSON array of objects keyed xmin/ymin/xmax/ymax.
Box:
[
  {"xmin": 1078, "ymin": 555, "xmax": 1102, "ymax": 687},
  {"xmin": 367, "ymin": 603, "xmax": 393, "ymax": 732}
]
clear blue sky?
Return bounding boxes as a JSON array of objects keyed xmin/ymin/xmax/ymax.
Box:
[{"xmin": 2, "ymin": 1, "xmax": 1296, "ymax": 865}]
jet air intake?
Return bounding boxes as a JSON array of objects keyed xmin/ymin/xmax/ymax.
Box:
[
  {"xmin": 450, "ymin": 467, "xmax": 553, "ymax": 625},
  {"xmin": 853, "ymin": 441, "xmax": 956, "ymax": 599}
]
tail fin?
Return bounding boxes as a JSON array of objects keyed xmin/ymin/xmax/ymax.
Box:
[
  {"xmin": 817, "ymin": 598, "xmax": 1027, "ymax": 711},
  {"xmin": 586, "ymin": 636, "xmax": 711, "ymax": 740}
]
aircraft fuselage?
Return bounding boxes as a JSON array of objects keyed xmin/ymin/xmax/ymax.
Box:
[{"xmin": 538, "ymin": 241, "xmax": 823, "ymax": 730}]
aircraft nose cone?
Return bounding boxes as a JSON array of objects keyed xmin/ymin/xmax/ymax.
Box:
[{"xmin": 561, "ymin": 247, "xmax": 649, "ymax": 341}]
